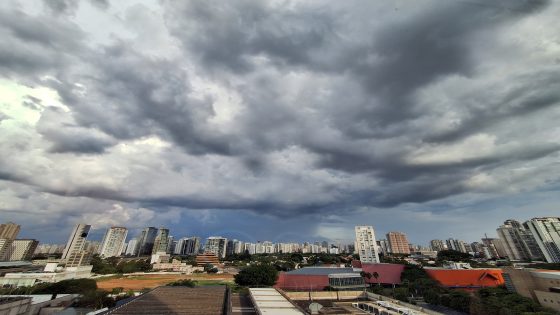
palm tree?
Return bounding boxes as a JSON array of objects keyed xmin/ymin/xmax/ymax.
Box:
[{"xmin": 372, "ymin": 271, "xmax": 380, "ymax": 287}]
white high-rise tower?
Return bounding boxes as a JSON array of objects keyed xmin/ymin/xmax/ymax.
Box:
[
  {"xmin": 354, "ymin": 226, "xmax": 380, "ymax": 263},
  {"xmin": 99, "ymin": 227, "xmax": 128, "ymax": 258}
]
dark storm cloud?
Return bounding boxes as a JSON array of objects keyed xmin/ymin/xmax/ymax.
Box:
[
  {"xmin": 427, "ymin": 69, "xmax": 560, "ymax": 143},
  {"xmin": 42, "ymin": 0, "xmax": 80, "ymax": 16},
  {"xmin": 0, "ymin": 0, "xmax": 559, "ymax": 229},
  {"xmin": 0, "ymin": 8, "xmax": 84, "ymax": 78}
]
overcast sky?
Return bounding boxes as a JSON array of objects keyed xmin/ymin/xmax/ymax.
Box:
[{"xmin": 0, "ymin": 0, "xmax": 559, "ymax": 245}]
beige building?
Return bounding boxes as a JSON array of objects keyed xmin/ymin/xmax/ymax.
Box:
[
  {"xmin": 502, "ymin": 267, "xmax": 560, "ymax": 312},
  {"xmin": 386, "ymin": 231, "xmax": 410, "ymax": 255},
  {"xmin": 0, "ymin": 238, "xmax": 13, "ymax": 261},
  {"xmin": 152, "ymin": 259, "xmax": 204, "ymax": 273},
  {"xmin": 5, "ymin": 239, "xmax": 38, "ymax": 261},
  {"xmin": 0, "ymin": 222, "xmax": 20, "ymax": 240}
]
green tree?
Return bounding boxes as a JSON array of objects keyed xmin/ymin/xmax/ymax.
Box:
[
  {"xmin": 234, "ymin": 264, "xmax": 279, "ymax": 286},
  {"xmin": 167, "ymin": 279, "xmax": 197, "ymax": 287}
]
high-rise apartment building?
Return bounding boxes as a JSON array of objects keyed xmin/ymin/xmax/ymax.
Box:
[
  {"xmin": 6, "ymin": 239, "xmax": 38, "ymax": 261},
  {"xmin": 386, "ymin": 231, "xmax": 410, "ymax": 255},
  {"xmin": 0, "ymin": 222, "xmax": 20, "ymax": 240},
  {"xmin": 99, "ymin": 227, "xmax": 128, "ymax": 258},
  {"xmin": 354, "ymin": 226, "xmax": 380, "ymax": 263},
  {"xmin": 445, "ymin": 238, "xmax": 469, "ymax": 253},
  {"xmin": 125, "ymin": 238, "xmax": 139, "ymax": 256},
  {"xmin": 481, "ymin": 237, "xmax": 506, "ymax": 258},
  {"xmin": 377, "ymin": 239, "xmax": 390, "ymax": 255},
  {"xmin": 497, "ymin": 220, "xmax": 544, "ymax": 261},
  {"xmin": 525, "ymin": 217, "xmax": 560, "ymax": 263},
  {"xmin": 62, "ymin": 224, "xmax": 92, "ymax": 267},
  {"xmin": 137, "ymin": 227, "xmax": 158, "ymax": 256},
  {"xmin": 430, "ymin": 239, "xmax": 446, "ymax": 251},
  {"xmin": 175, "ymin": 237, "xmax": 201, "ymax": 255},
  {"xmin": 152, "ymin": 228, "xmax": 170, "ymax": 254},
  {"xmin": 205, "ymin": 237, "xmax": 227, "ymax": 258}
]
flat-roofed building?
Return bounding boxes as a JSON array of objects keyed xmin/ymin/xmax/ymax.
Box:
[
  {"xmin": 525, "ymin": 217, "xmax": 560, "ymax": 263},
  {"xmin": 105, "ymin": 286, "xmax": 229, "ymax": 314},
  {"xmin": 249, "ymin": 288, "xmax": 304, "ymax": 315},
  {"xmin": 6, "ymin": 239, "xmax": 38, "ymax": 261},
  {"xmin": 354, "ymin": 226, "xmax": 380, "ymax": 263},
  {"xmin": 205, "ymin": 237, "xmax": 227, "ymax": 258},
  {"xmin": 99, "ymin": 227, "xmax": 128, "ymax": 258},
  {"xmin": 62, "ymin": 224, "xmax": 92, "ymax": 267},
  {"xmin": 0, "ymin": 222, "xmax": 20, "ymax": 240},
  {"xmin": 386, "ymin": 231, "xmax": 410, "ymax": 255}
]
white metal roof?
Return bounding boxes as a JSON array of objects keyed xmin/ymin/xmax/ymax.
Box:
[{"xmin": 249, "ymin": 288, "xmax": 304, "ymax": 315}]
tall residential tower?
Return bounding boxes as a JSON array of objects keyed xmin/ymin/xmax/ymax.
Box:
[{"xmin": 354, "ymin": 226, "xmax": 380, "ymax": 263}]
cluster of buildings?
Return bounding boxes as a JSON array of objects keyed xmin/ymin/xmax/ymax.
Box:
[
  {"xmin": 0, "ymin": 222, "xmax": 39, "ymax": 262},
  {"xmin": 422, "ymin": 217, "xmax": 560, "ymax": 263},
  {"xmin": 0, "ymin": 223, "xmax": 95, "ymax": 288}
]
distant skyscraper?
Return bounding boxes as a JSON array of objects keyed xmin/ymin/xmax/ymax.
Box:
[
  {"xmin": 6, "ymin": 239, "xmax": 38, "ymax": 261},
  {"xmin": 481, "ymin": 237, "xmax": 506, "ymax": 258},
  {"xmin": 0, "ymin": 222, "xmax": 20, "ymax": 240},
  {"xmin": 377, "ymin": 239, "xmax": 390, "ymax": 255},
  {"xmin": 125, "ymin": 238, "xmax": 139, "ymax": 256},
  {"xmin": 137, "ymin": 227, "xmax": 158, "ymax": 256},
  {"xmin": 354, "ymin": 226, "xmax": 380, "ymax": 263},
  {"xmin": 386, "ymin": 231, "xmax": 410, "ymax": 255},
  {"xmin": 525, "ymin": 217, "xmax": 560, "ymax": 263},
  {"xmin": 152, "ymin": 228, "xmax": 170, "ymax": 254},
  {"xmin": 205, "ymin": 237, "xmax": 227, "ymax": 258},
  {"xmin": 497, "ymin": 219, "xmax": 544, "ymax": 261},
  {"xmin": 62, "ymin": 223, "xmax": 92, "ymax": 267},
  {"xmin": 99, "ymin": 227, "xmax": 128, "ymax": 258},
  {"xmin": 175, "ymin": 237, "xmax": 201, "ymax": 255},
  {"xmin": 430, "ymin": 239, "xmax": 446, "ymax": 251}
]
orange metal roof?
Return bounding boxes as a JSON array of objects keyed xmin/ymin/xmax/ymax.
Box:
[{"xmin": 425, "ymin": 268, "xmax": 504, "ymax": 288}]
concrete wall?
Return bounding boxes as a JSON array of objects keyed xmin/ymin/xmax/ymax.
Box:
[
  {"xmin": 283, "ymin": 290, "xmax": 365, "ymax": 301},
  {"xmin": 534, "ymin": 291, "xmax": 560, "ymax": 313}
]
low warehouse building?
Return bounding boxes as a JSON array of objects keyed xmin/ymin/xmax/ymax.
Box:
[{"xmin": 275, "ymin": 264, "xmax": 405, "ymax": 291}]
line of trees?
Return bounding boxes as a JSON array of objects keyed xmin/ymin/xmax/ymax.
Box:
[{"xmin": 91, "ymin": 255, "xmax": 151, "ymax": 274}]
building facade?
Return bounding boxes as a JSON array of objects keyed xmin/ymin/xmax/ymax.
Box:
[
  {"xmin": 525, "ymin": 217, "xmax": 560, "ymax": 263},
  {"xmin": 0, "ymin": 222, "xmax": 20, "ymax": 240},
  {"xmin": 136, "ymin": 227, "xmax": 158, "ymax": 256},
  {"xmin": 62, "ymin": 224, "xmax": 92, "ymax": 267},
  {"xmin": 125, "ymin": 238, "xmax": 138, "ymax": 256},
  {"xmin": 204, "ymin": 237, "xmax": 227, "ymax": 258},
  {"xmin": 354, "ymin": 226, "xmax": 380, "ymax": 263},
  {"xmin": 5, "ymin": 239, "xmax": 38, "ymax": 261},
  {"xmin": 386, "ymin": 232, "xmax": 410, "ymax": 255},
  {"xmin": 497, "ymin": 219, "xmax": 544, "ymax": 261},
  {"xmin": 152, "ymin": 228, "xmax": 170, "ymax": 254},
  {"xmin": 99, "ymin": 227, "xmax": 128, "ymax": 258},
  {"xmin": 430, "ymin": 239, "xmax": 446, "ymax": 252}
]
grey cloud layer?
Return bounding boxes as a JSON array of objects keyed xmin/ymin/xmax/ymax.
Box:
[{"xmin": 1, "ymin": 0, "xmax": 560, "ymax": 230}]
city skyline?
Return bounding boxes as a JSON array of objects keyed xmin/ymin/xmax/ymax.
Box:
[
  {"xmin": 1, "ymin": 1, "xmax": 560, "ymax": 245},
  {"xmin": 6, "ymin": 216, "xmax": 560, "ymax": 249}
]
